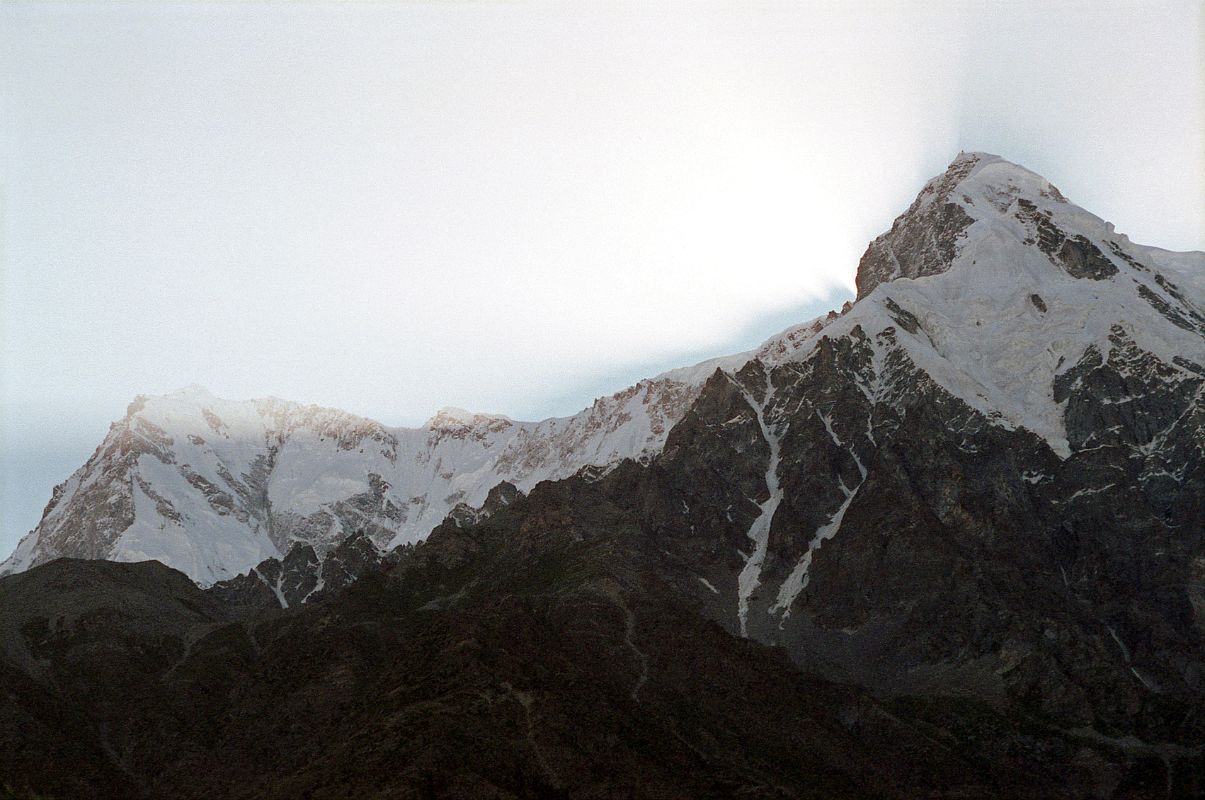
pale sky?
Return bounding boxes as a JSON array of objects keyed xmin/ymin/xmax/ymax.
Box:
[{"xmin": 2, "ymin": 1, "xmax": 1202, "ymax": 554}]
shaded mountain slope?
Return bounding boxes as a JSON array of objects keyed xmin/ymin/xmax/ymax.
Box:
[{"xmin": 3, "ymin": 478, "xmax": 1200, "ymax": 798}]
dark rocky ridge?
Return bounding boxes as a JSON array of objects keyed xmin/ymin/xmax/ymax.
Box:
[
  {"xmin": 206, "ymin": 482, "xmax": 526, "ymax": 611},
  {"xmin": 855, "ymin": 152, "xmax": 980, "ymax": 299}
]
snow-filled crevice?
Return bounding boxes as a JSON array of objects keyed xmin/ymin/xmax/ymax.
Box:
[
  {"xmin": 769, "ymin": 480, "xmax": 859, "ymax": 625},
  {"xmin": 254, "ymin": 567, "xmax": 288, "ymax": 609},
  {"xmin": 732, "ymin": 373, "xmax": 784, "ymax": 638},
  {"xmin": 770, "ymin": 412, "xmax": 870, "ymax": 624}
]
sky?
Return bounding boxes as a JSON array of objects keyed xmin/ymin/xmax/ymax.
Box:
[{"xmin": 1, "ymin": 1, "xmax": 1202, "ymax": 555}]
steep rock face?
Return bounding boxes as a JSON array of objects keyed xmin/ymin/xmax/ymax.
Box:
[{"xmin": 855, "ymin": 151, "xmax": 982, "ymax": 298}]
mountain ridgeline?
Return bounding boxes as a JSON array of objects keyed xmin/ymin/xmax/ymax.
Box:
[{"xmin": 2, "ymin": 153, "xmax": 1204, "ymax": 798}]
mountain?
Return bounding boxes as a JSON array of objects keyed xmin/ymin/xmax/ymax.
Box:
[
  {"xmin": 0, "ymin": 312, "xmax": 831, "ymax": 588},
  {"xmin": 617, "ymin": 152, "xmax": 1205, "ymax": 727},
  {"xmin": 2, "ymin": 152, "xmax": 1204, "ymax": 798},
  {"xmin": 7, "ymin": 153, "xmax": 1202, "ymax": 591},
  {"xmin": 0, "ymin": 367, "xmax": 725, "ymax": 586}
]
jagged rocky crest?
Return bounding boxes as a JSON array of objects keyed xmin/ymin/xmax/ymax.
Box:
[{"xmin": 208, "ymin": 481, "xmax": 525, "ymax": 611}]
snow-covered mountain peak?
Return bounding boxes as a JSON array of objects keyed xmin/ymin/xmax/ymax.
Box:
[
  {"xmin": 922, "ymin": 151, "xmax": 1067, "ymax": 210},
  {"xmin": 838, "ymin": 153, "xmax": 1205, "ymax": 457},
  {"xmin": 856, "ymin": 152, "xmax": 1079, "ymax": 299},
  {"xmin": 947, "ymin": 151, "xmax": 1062, "ymax": 191},
  {"xmin": 3, "ymin": 372, "xmax": 716, "ymax": 584},
  {"xmin": 424, "ymin": 406, "xmax": 514, "ymax": 432}
]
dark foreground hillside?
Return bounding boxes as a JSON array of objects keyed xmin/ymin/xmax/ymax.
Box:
[{"xmin": 1, "ymin": 469, "xmax": 1201, "ymax": 798}]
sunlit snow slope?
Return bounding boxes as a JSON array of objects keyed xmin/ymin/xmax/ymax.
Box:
[{"xmin": 1, "ymin": 373, "xmax": 716, "ymax": 585}]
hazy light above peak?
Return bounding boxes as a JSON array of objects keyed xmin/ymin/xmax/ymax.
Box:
[{"xmin": 1, "ymin": 1, "xmax": 1202, "ymax": 553}]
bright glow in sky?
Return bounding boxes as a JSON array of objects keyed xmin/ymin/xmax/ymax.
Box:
[{"xmin": 2, "ymin": 1, "xmax": 1202, "ymax": 553}]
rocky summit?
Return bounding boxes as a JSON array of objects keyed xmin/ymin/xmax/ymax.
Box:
[{"xmin": 2, "ymin": 153, "xmax": 1203, "ymax": 799}]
